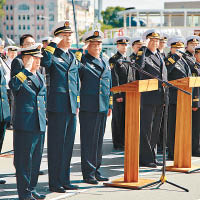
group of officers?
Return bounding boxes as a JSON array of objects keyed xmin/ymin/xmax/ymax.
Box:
[
  {"xmin": 0, "ymin": 20, "xmax": 112, "ymax": 200},
  {"xmin": 110, "ymin": 29, "xmax": 200, "ymax": 168},
  {"xmin": 0, "ymin": 20, "xmax": 200, "ymax": 200}
]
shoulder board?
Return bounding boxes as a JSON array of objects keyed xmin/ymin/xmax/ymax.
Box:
[
  {"xmin": 110, "ymin": 63, "xmax": 114, "ymax": 69},
  {"xmin": 137, "ymin": 51, "xmax": 143, "ymax": 56},
  {"xmin": 168, "ymin": 57, "xmax": 175, "ymax": 64},
  {"xmin": 194, "ymin": 65, "xmax": 199, "ymax": 70},
  {"xmin": 45, "ymin": 45, "xmax": 55, "ymax": 54},
  {"xmin": 75, "ymin": 51, "xmax": 82, "ymax": 61}
]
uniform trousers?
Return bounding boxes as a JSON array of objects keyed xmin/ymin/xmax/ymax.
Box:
[
  {"xmin": 167, "ymin": 104, "xmax": 177, "ymax": 158},
  {"xmin": 140, "ymin": 104, "xmax": 164, "ymax": 164},
  {"xmin": 14, "ymin": 130, "xmax": 45, "ymax": 199},
  {"xmin": 192, "ymin": 109, "xmax": 200, "ymax": 154},
  {"xmin": 0, "ymin": 121, "xmax": 7, "ymax": 153},
  {"xmin": 79, "ymin": 111, "xmax": 107, "ymax": 179},
  {"xmin": 111, "ymin": 101, "xmax": 125, "ymax": 147},
  {"xmin": 48, "ymin": 111, "xmax": 76, "ymax": 188}
]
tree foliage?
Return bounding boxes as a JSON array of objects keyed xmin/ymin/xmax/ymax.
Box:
[
  {"xmin": 101, "ymin": 6, "xmax": 125, "ymax": 28},
  {"xmin": 0, "ymin": 0, "xmax": 5, "ymax": 17}
]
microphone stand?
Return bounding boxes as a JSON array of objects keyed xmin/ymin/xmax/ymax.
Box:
[{"xmin": 122, "ymin": 60, "xmax": 189, "ymax": 192}]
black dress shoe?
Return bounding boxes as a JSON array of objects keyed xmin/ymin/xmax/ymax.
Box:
[
  {"xmin": 39, "ymin": 171, "xmax": 45, "ymax": 175},
  {"xmin": 95, "ymin": 175, "xmax": 109, "ymax": 181},
  {"xmin": 32, "ymin": 191, "xmax": 46, "ymax": 199},
  {"xmin": 0, "ymin": 179, "xmax": 6, "ymax": 184},
  {"xmin": 140, "ymin": 162, "xmax": 157, "ymax": 168},
  {"xmin": 49, "ymin": 186, "xmax": 66, "ymax": 193},
  {"xmin": 155, "ymin": 160, "xmax": 163, "ymax": 166},
  {"xmin": 63, "ymin": 184, "xmax": 79, "ymax": 190},
  {"xmin": 83, "ymin": 178, "xmax": 98, "ymax": 184}
]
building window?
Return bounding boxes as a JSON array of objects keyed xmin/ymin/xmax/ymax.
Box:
[
  {"xmin": 27, "ymin": 15, "xmax": 30, "ymax": 20},
  {"xmin": 49, "ymin": 14, "xmax": 54, "ymax": 21},
  {"xmin": 10, "ymin": 5, "xmax": 13, "ymax": 10},
  {"xmin": 41, "ymin": 5, "xmax": 44, "ymax": 10},
  {"xmin": 23, "ymin": 25, "xmax": 26, "ymax": 30},
  {"xmin": 23, "ymin": 15, "xmax": 25, "ymax": 20},
  {"xmin": 41, "ymin": 25, "xmax": 44, "ymax": 30},
  {"xmin": 10, "ymin": 35, "xmax": 13, "ymax": 39},
  {"xmin": 6, "ymin": 15, "xmax": 8, "ymax": 20},
  {"xmin": 18, "ymin": 4, "xmax": 29, "ymax": 10},
  {"xmin": 37, "ymin": 25, "xmax": 40, "ymax": 30},
  {"xmin": 6, "ymin": 25, "xmax": 9, "ymax": 30},
  {"xmin": 27, "ymin": 25, "xmax": 30, "ymax": 30},
  {"xmin": 18, "ymin": 15, "xmax": 21, "ymax": 20},
  {"xmin": 19, "ymin": 25, "xmax": 21, "ymax": 30},
  {"xmin": 11, "ymin": 15, "xmax": 13, "ymax": 20},
  {"xmin": 37, "ymin": 15, "xmax": 40, "ymax": 20},
  {"xmin": 37, "ymin": 5, "xmax": 40, "ymax": 10},
  {"xmin": 11, "ymin": 25, "xmax": 13, "ymax": 30},
  {"xmin": 6, "ymin": 5, "xmax": 8, "ymax": 10}
]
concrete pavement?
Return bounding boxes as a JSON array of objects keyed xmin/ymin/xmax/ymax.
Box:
[{"xmin": 1, "ymin": 117, "xmax": 200, "ymax": 200}]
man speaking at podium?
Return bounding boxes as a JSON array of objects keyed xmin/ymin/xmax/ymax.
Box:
[{"xmin": 135, "ymin": 29, "xmax": 167, "ymax": 168}]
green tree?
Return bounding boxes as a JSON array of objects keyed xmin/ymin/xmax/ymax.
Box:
[
  {"xmin": 0, "ymin": 0, "xmax": 5, "ymax": 17},
  {"xmin": 101, "ymin": 6, "xmax": 125, "ymax": 28}
]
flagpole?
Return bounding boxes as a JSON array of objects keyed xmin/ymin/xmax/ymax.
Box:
[{"xmin": 71, "ymin": 0, "xmax": 79, "ymax": 49}]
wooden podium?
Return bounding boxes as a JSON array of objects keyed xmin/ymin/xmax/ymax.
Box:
[
  {"xmin": 166, "ymin": 77, "xmax": 200, "ymax": 173},
  {"xmin": 104, "ymin": 79, "xmax": 158, "ymax": 189}
]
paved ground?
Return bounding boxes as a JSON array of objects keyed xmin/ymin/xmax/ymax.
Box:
[{"xmin": 1, "ymin": 117, "xmax": 200, "ymax": 200}]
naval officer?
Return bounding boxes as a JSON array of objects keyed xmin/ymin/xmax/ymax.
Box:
[
  {"xmin": 78, "ymin": 30, "xmax": 113, "ymax": 184},
  {"xmin": 41, "ymin": 20, "xmax": 80, "ymax": 192},
  {"xmin": 9, "ymin": 43, "xmax": 46, "ymax": 200}
]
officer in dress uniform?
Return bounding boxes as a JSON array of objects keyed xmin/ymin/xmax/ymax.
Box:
[
  {"xmin": 0, "ymin": 53, "xmax": 10, "ymax": 185},
  {"xmin": 135, "ymin": 29, "xmax": 167, "ymax": 168},
  {"xmin": 9, "ymin": 43, "xmax": 46, "ymax": 200},
  {"xmin": 191, "ymin": 46, "xmax": 200, "ymax": 156},
  {"xmin": 129, "ymin": 37, "xmax": 144, "ymax": 80},
  {"xmin": 165, "ymin": 37, "xmax": 191, "ymax": 160},
  {"xmin": 78, "ymin": 30, "xmax": 112, "ymax": 184},
  {"xmin": 183, "ymin": 35, "xmax": 200, "ymax": 70},
  {"xmin": 4, "ymin": 46, "xmax": 19, "ymax": 130},
  {"xmin": 41, "ymin": 20, "xmax": 80, "ymax": 192},
  {"xmin": 11, "ymin": 34, "xmax": 35, "ymax": 78},
  {"xmin": 157, "ymin": 33, "xmax": 168, "ymax": 152},
  {"xmin": 0, "ymin": 56, "xmax": 10, "ymax": 152},
  {"xmin": 109, "ymin": 36, "xmax": 134, "ymax": 150},
  {"xmin": 130, "ymin": 37, "xmax": 144, "ymax": 62},
  {"xmin": 158, "ymin": 33, "xmax": 168, "ymax": 59}
]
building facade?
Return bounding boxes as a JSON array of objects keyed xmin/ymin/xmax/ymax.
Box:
[
  {"xmin": 3, "ymin": 0, "xmax": 94, "ymax": 44},
  {"xmin": 164, "ymin": 1, "xmax": 200, "ymax": 26}
]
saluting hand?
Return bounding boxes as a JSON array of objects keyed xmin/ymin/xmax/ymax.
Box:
[
  {"xmin": 116, "ymin": 98, "xmax": 123, "ymax": 103},
  {"xmin": 23, "ymin": 55, "xmax": 34, "ymax": 71},
  {"xmin": 52, "ymin": 35, "xmax": 64, "ymax": 44},
  {"xmin": 107, "ymin": 109, "xmax": 112, "ymax": 117},
  {"xmin": 192, "ymin": 107, "xmax": 198, "ymax": 111}
]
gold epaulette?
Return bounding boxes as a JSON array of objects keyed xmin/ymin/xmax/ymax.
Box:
[
  {"xmin": 109, "ymin": 96, "xmax": 113, "ymax": 105},
  {"xmin": 75, "ymin": 51, "xmax": 82, "ymax": 61},
  {"xmin": 193, "ymin": 98, "xmax": 199, "ymax": 102},
  {"xmin": 16, "ymin": 72, "xmax": 27, "ymax": 83},
  {"xmin": 45, "ymin": 46, "xmax": 55, "ymax": 54},
  {"xmin": 137, "ymin": 51, "xmax": 143, "ymax": 56},
  {"xmin": 110, "ymin": 63, "xmax": 114, "ymax": 69},
  {"xmin": 168, "ymin": 57, "xmax": 175, "ymax": 64},
  {"xmin": 77, "ymin": 96, "xmax": 80, "ymax": 103}
]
